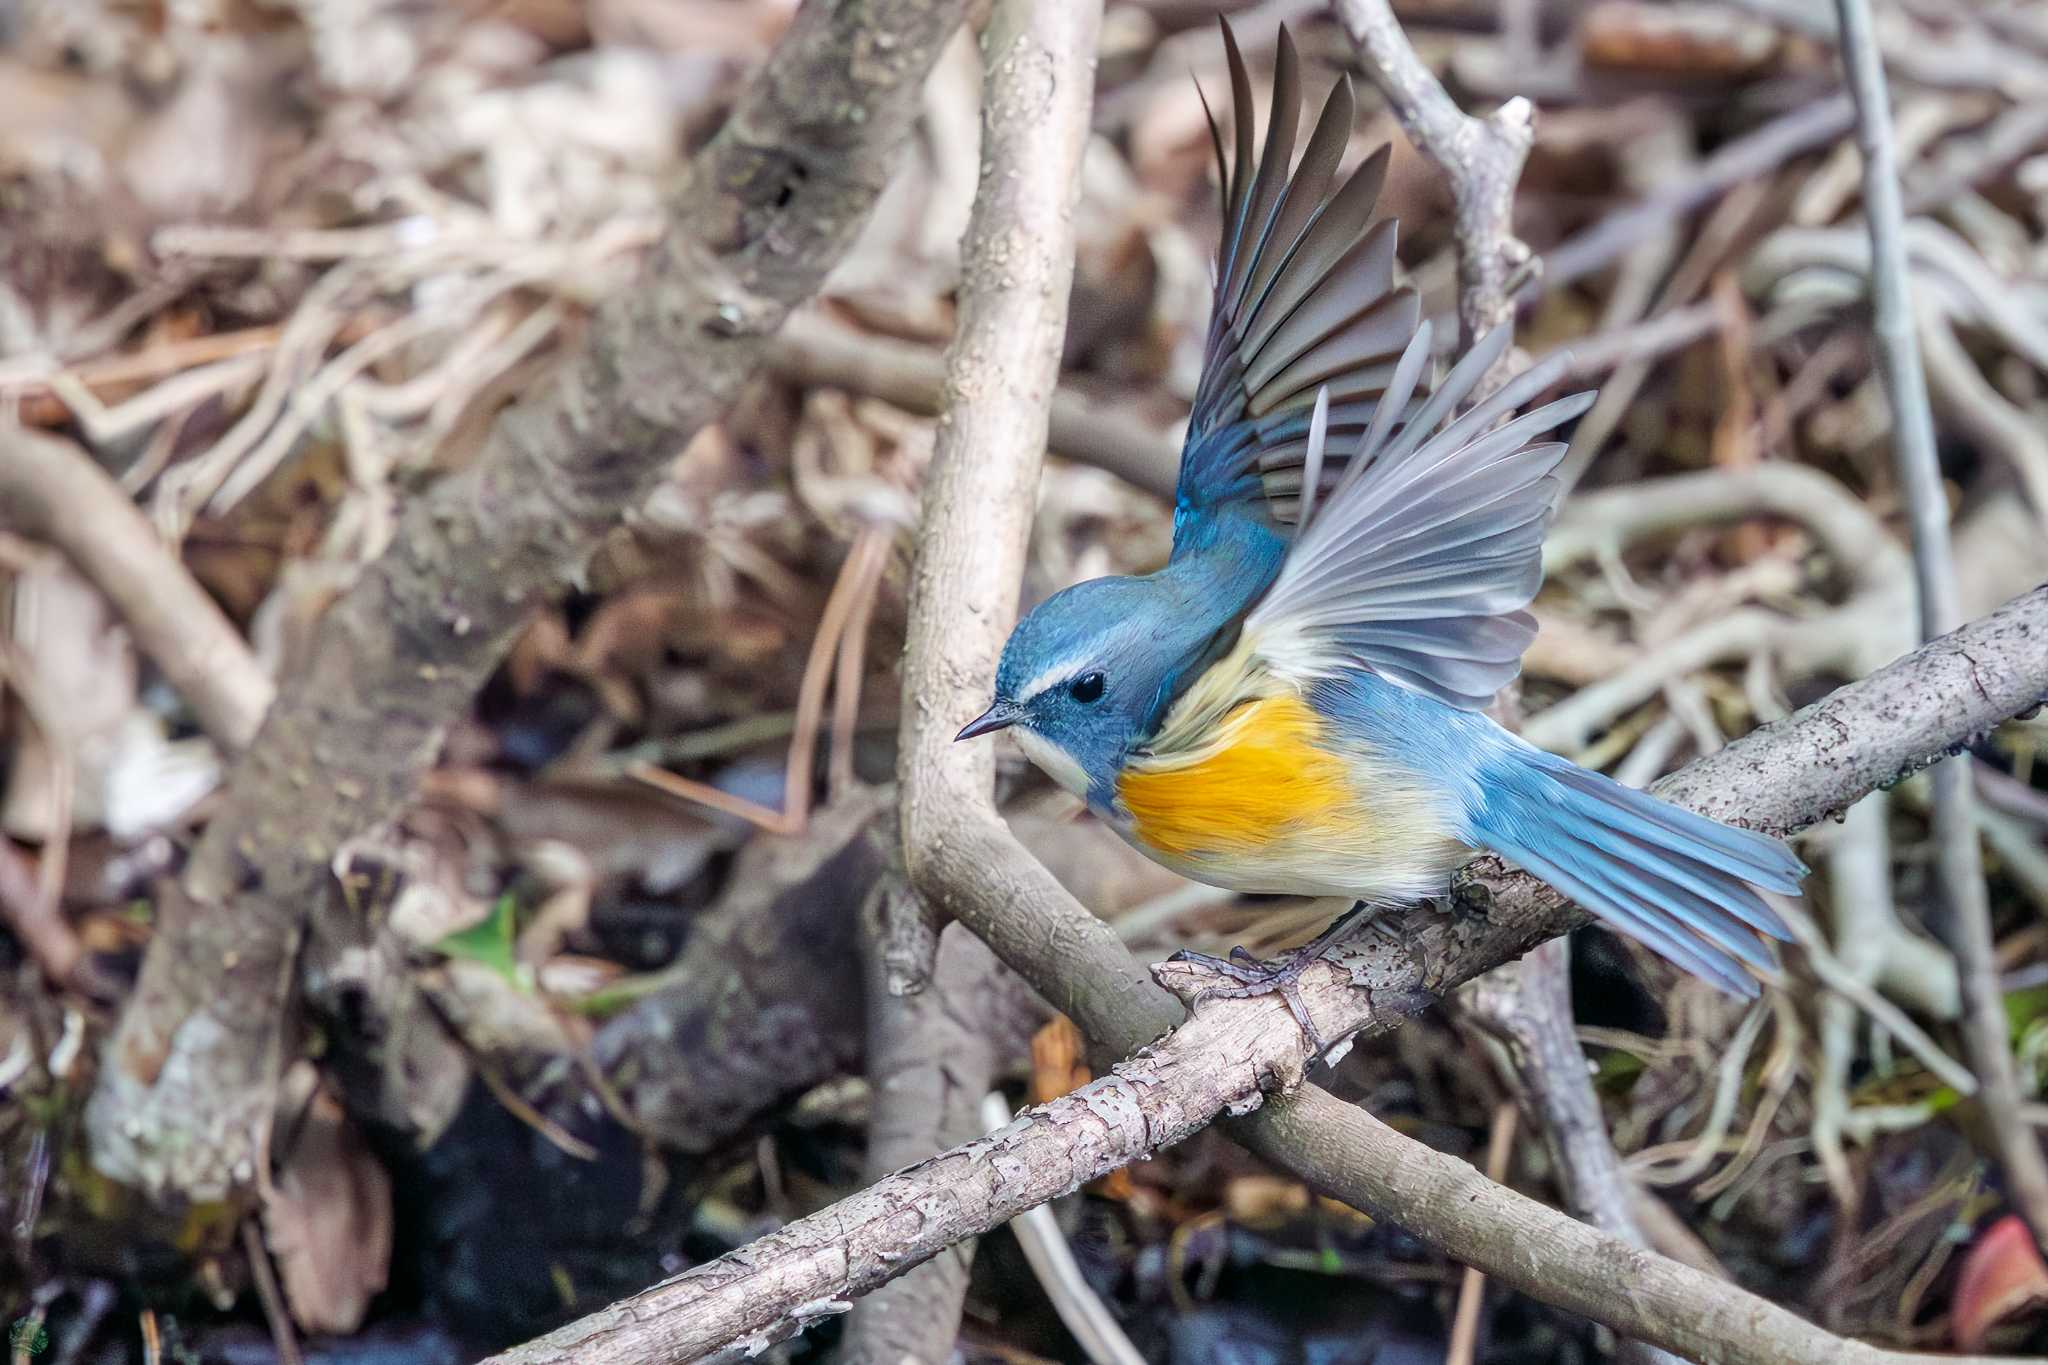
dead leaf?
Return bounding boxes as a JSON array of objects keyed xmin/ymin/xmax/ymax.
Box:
[
  {"xmin": 262, "ymin": 1082, "xmax": 394, "ymax": 1336},
  {"xmin": 1029, "ymin": 1016, "xmax": 1133, "ymax": 1201},
  {"xmin": 1029, "ymin": 1015, "xmax": 1089, "ymax": 1107},
  {"xmin": 1954, "ymin": 1215, "xmax": 2048, "ymax": 1352}
]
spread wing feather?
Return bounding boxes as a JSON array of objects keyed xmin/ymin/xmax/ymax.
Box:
[
  {"xmin": 1245, "ymin": 321, "xmax": 1598, "ymax": 709},
  {"xmin": 1175, "ymin": 23, "xmax": 1422, "ymax": 537}
]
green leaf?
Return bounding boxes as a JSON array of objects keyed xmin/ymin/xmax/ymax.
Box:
[
  {"xmin": 1592, "ymin": 1047, "xmax": 1646, "ymax": 1092},
  {"xmin": 433, "ymin": 895, "xmax": 528, "ymax": 990},
  {"xmin": 10, "ymin": 1318, "xmax": 49, "ymax": 1356},
  {"xmin": 2005, "ymin": 982, "xmax": 2048, "ymax": 1039}
]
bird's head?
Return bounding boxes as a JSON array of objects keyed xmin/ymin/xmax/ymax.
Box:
[{"xmin": 957, "ymin": 576, "xmax": 1186, "ymax": 807}]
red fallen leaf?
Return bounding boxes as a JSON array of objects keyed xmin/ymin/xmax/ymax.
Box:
[{"xmin": 1954, "ymin": 1215, "xmax": 2048, "ymax": 1352}]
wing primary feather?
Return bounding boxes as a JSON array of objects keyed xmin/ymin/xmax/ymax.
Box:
[
  {"xmin": 1298, "ymin": 387, "xmax": 1331, "ymax": 530},
  {"xmin": 1248, "ymin": 147, "xmax": 1390, "ymax": 336},
  {"xmin": 1196, "ymin": 77, "xmax": 1231, "ymax": 224},
  {"xmin": 1334, "ymin": 319, "xmax": 1433, "ymax": 502},
  {"xmin": 1215, "ymin": 22, "xmax": 1261, "ymax": 303},
  {"xmin": 1240, "ymin": 79, "xmax": 1357, "ymax": 321},
  {"xmin": 1172, "ymin": 21, "xmax": 1422, "ymax": 545},
  {"xmin": 1243, "ymin": 221, "xmax": 1399, "ymax": 384},
  {"xmin": 1220, "ymin": 29, "xmax": 1302, "ymax": 322}
]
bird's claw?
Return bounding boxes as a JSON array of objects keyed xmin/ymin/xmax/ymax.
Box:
[
  {"xmin": 1166, "ymin": 945, "xmax": 1330, "ymax": 1057},
  {"xmin": 1165, "ymin": 902, "xmax": 1389, "ymax": 1063}
]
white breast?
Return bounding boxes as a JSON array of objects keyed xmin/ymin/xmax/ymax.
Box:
[{"xmin": 1011, "ymin": 726, "xmax": 1092, "ymax": 798}]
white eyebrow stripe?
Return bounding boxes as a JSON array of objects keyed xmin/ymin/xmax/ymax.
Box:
[{"xmin": 1016, "ymin": 653, "xmax": 1092, "ymax": 703}]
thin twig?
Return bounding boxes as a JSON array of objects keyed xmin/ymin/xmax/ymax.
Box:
[
  {"xmin": 242, "ymin": 1218, "xmax": 306, "ymax": 1365},
  {"xmin": 1333, "ymin": 0, "xmax": 1532, "ymax": 351},
  {"xmin": 979, "ymin": 1092, "xmax": 1146, "ymax": 1365},
  {"xmin": 1445, "ymin": 1101, "xmax": 1518, "ymax": 1365},
  {"xmin": 1537, "ymin": 97, "xmax": 1856, "ymax": 300},
  {"xmin": 769, "ymin": 311, "xmax": 1180, "ymax": 500},
  {"xmin": 1833, "ymin": 0, "xmax": 2048, "ymax": 1254},
  {"xmin": 829, "ymin": 527, "xmax": 891, "ymax": 798},
  {"xmin": 0, "ymin": 836, "xmax": 81, "ymax": 987},
  {"xmin": 630, "ymin": 525, "xmax": 888, "ymax": 834}
]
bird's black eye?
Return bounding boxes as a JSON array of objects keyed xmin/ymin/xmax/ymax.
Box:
[{"xmin": 1068, "ymin": 672, "xmax": 1106, "ymax": 704}]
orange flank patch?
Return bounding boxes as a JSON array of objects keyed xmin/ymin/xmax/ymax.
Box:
[{"xmin": 1118, "ymin": 695, "xmax": 1355, "ymax": 859}]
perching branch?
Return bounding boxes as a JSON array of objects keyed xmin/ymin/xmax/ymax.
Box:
[
  {"xmin": 483, "ymin": 583, "xmax": 2048, "ymax": 1365},
  {"xmin": 1831, "ymin": 0, "xmax": 2048, "ymax": 1254},
  {"xmin": 81, "ymin": 0, "xmax": 972, "ymax": 1205}
]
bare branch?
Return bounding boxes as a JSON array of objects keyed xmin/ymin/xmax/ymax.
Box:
[
  {"xmin": 769, "ymin": 311, "xmax": 1179, "ymax": 500},
  {"xmin": 1539, "ymin": 97, "xmax": 1855, "ymax": 300},
  {"xmin": 841, "ymin": 921, "xmax": 1029, "ymax": 1364},
  {"xmin": 1332, "ymin": 0, "xmax": 1532, "ymax": 348},
  {"xmin": 1832, "ymin": 0, "xmax": 2048, "ymax": 1253}
]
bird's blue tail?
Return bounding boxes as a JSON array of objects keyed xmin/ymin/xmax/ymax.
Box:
[{"xmin": 1468, "ymin": 746, "xmax": 1804, "ymax": 996}]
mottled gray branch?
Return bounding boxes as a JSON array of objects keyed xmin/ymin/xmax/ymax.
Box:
[
  {"xmin": 83, "ymin": 0, "xmax": 971, "ymax": 1205},
  {"xmin": 839, "ymin": 921, "xmax": 1033, "ymax": 1365},
  {"xmin": 1464, "ymin": 943, "xmax": 1685, "ymax": 1365}
]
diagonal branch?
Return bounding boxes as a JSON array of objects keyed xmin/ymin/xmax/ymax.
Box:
[{"xmin": 82, "ymin": 0, "xmax": 972, "ymax": 1207}]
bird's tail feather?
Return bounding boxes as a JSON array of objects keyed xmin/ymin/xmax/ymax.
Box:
[{"xmin": 1471, "ymin": 749, "xmax": 1804, "ymax": 997}]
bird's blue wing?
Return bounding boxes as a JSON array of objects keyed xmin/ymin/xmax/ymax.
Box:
[
  {"xmin": 1173, "ymin": 22, "xmax": 1422, "ymax": 552},
  {"xmin": 1244, "ymin": 324, "xmax": 1598, "ymax": 709}
]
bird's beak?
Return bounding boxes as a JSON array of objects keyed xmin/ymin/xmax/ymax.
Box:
[{"xmin": 955, "ymin": 701, "xmax": 1017, "ymax": 741}]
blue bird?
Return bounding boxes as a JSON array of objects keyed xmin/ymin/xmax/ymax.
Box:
[{"xmin": 956, "ymin": 23, "xmax": 1805, "ymax": 1021}]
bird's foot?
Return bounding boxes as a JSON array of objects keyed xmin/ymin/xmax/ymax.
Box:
[
  {"xmin": 1165, "ymin": 902, "xmax": 1386, "ymax": 1060},
  {"xmin": 1166, "ymin": 945, "xmax": 1330, "ymax": 1054}
]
